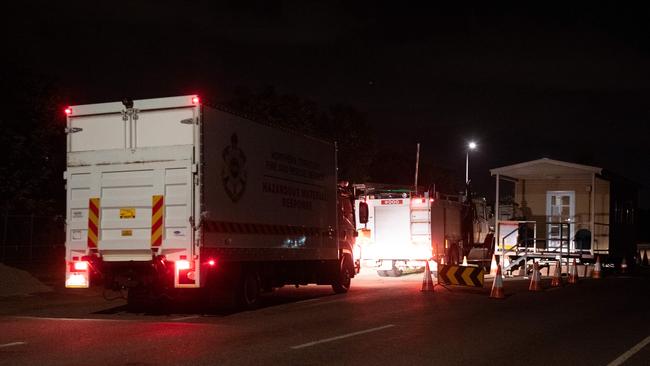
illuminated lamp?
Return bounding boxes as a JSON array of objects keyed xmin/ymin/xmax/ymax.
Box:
[{"xmin": 176, "ymin": 260, "xmax": 191, "ymax": 270}]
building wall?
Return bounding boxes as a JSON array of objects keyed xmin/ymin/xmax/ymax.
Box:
[{"xmin": 514, "ymin": 177, "xmax": 609, "ymax": 250}]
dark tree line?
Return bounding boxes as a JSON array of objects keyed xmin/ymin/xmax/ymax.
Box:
[{"xmin": 0, "ymin": 71, "xmax": 66, "ymax": 215}]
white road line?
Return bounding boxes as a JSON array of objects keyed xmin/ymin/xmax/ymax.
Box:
[
  {"xmin": 291, "ymin": 324, "xmax": 395, "ymax": 349},
  {"xmin": 171, "ymin": 315, "xmax": 201, "ymax": 321},
  {"xmin": 607, "ymin": 335, "xmax": 650, "ymax": 366},
  {"xmin": 0, "ymin": 342, "xmax": 27, "ymax": 348}
]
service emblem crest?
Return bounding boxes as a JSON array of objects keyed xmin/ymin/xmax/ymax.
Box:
[{"xmin": 221, "ymin": 133, "xmax": 247, "ymax": 202}]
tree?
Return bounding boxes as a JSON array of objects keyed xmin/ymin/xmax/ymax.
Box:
[{"xmin": 0, "ymin": 70, "xmax": 66, "ymax": 214}]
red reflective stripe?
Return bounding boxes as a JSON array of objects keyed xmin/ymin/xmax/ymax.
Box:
[
  {"xmin": 89, "ymin": 202, "xmax": 99, "ymax": 217},
  {"xmin": 151, "ymin": 218, "xmax": 163, "ymax": 233},
  {"xmin": 152, "ymin": 197, "xmax": 163, "ymax": 214},
  {"xmin": 88, "ymin": 220, "xmax": 98, "ymax": 234}
]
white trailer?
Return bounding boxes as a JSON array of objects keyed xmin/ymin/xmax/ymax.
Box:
[{"xmin": 64, "ymin": 95, "xmax": 357, "ymax": 309}]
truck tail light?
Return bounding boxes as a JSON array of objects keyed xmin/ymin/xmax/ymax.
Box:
[
  {"xmin": 66, "ymin": 260, "xmax": 90, "ymax": 288},
  {"xmin": 192, "ymin": 96, "xmax": 200, "ymax": 104},
  {"xmin": 64, "ymin": 107, "xmax": 72, "ymax": 115},
  {"xmin": 176, "ymin": 260, "xmax": 191, "ymax": 270},
  {"xmin": 207, "ymin": 259, "xmax": 216, "ymax": 267},
  {"xmin": 73, "ymin": 261, "xmax": 88, "ymax": 271}
]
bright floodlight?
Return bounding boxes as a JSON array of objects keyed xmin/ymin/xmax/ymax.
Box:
[{"xmin": 468, "ymin": 141, "xmax": 477, "ymax": 150}]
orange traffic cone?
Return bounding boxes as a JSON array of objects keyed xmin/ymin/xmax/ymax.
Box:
[
  {"xmin": 489, "ymin": 254, "xmax": 497, "ymax": 276},
  {"xmin": 421, "ymin": 261, "xmax": 435, "ymax": 292},
  {"xmin": 551, "ymin": 261, "xmax": 562, "ymax": 287},
  {"xmin": 462, "ymin": 256, "xmax": 468, "ymax": 266},
  {"xmin": 529, "ymin": 261, "xmax": 542, "ymax": 291},
  {"xmin": 592, "ymin": 256, "xmax": 601, "ymax": 279},
  {"xmin": 568, "ymin": 258, "xmax": 579, "ymax": 284},
  {"xmin": 489, "ymin": 264, "xmax": 505, "ymax": 299},
  {"xmin": 621, "ymin": 257, "xmax": 628, "ymax": 274}
]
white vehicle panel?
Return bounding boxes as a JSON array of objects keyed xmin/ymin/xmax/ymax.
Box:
[
  {"xmin": 135, "ymin": 108, "xmax": 194, "ymax": 147},
  {"xmin": 70, "ymin": 114, "xmax": 126, "ymax": 152},
  {"xmin": 201, "ymin": 108, "xmax": 338, "ymax": 260}
]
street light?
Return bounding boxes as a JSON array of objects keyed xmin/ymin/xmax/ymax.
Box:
[{"xmin": 466, "ymin": 141, "xmax": 477, "ymax": 184}]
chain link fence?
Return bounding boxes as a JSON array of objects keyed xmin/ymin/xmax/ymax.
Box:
[{"xmin": 0, "ymin": 213, "xmax": 65, "ymax": 264}]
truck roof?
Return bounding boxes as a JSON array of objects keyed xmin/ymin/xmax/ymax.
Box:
[{"xmin": 68, "ymin": 95, "xmax": 199, "ymax": 117}]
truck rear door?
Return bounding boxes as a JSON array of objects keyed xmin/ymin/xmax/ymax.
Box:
[{"xmin": 66, "ymin": 96, "xmax": 198, "ymax": 263}]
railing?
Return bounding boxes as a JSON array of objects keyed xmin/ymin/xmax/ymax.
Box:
[
  {"xmin": 0, "ymin": 213, "xmax": 65, "ymax": 263},
  {"xmin": 497, "ymin": 220, "xmax": 587, "ymax": 273}
]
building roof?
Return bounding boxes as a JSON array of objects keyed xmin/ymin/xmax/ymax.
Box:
[{"xmin": 490, "ymin": 158, "xmax": 602, "ymax": 180}]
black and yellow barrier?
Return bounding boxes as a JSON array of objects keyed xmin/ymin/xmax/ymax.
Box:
[{"xmin": 438, "ymin": 264, "xmax": 485, "ymax": 287}]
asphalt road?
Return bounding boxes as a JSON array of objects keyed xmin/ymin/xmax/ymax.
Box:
[{"xmin": 0, "ymin": 269, "xmax": 649, "ymax": 366}]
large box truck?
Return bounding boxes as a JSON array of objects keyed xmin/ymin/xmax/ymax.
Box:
[{"xmin": 63, "ymin": 95, "xmax": 357, "ymax": 309}]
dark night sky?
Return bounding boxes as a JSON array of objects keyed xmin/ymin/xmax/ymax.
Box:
[{"xmin": 4, "ymin": 2, "xmax": 650, "ymax": 206}]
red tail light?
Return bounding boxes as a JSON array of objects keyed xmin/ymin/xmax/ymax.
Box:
[
  {"xmin": 64, "ymin": 107, "xmax": 72, "ymax": 115},
  {"xmin": 208, "ymin": 259, "xmax": 216, "ymax": 266},
  {"xmin": 192, "ymin": 96, "xmax": 200, "ymax": 104}
]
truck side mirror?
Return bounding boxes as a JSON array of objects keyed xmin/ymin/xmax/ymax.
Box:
[{"xmin": 358, "ymin": 201, "xmax": 369, "ymax": 224}]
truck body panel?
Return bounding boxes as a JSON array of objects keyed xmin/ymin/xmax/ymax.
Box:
[
  {"xmin": 64, "ymin": 95, "xmax": 353, "ymax": 302},
  {"xmin": 201, "ymin": 107, "xmax": 338, "ymax": 261}
]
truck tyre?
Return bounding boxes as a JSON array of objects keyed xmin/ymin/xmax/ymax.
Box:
[
  {"xmin": 332, "ymin": 255, "xmax": 352, "ymax": 294},
  {"xmin": 377, "ymin": 270, "xmax": 389, "ymax": 277},
  {"xmin": 236, "ymin": 270, "xmax": 261, "ymax": 310},
  {"xmin": 387, "ymin": 268, "xmax": 403, "ymax": 277}
]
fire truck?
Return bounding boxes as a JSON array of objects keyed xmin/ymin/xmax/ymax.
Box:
[{"xmin": 354, "ymin": 184, "xmax": 491, "ymax": 276}]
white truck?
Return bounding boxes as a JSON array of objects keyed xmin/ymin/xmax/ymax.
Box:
[
  {"xmin": 353, "ymin": 185, "xmax": 465, "ymax": 276},
  {"xmin": 64, "ymin": 95, "xmax": 357, "ymax": 309}
]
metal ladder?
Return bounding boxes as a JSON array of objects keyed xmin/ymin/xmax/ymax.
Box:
[{"xmin": 410, "ymin": 192, "xmax": 432, "ymax": 245}]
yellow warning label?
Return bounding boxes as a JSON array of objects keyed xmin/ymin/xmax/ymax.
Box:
[
  {"xmin": 120, "ymin": 208, "xmax": 136, "ymax": 219},
  {"xmin": 121, "ymin": 229, "xmax": 133, "ymax": 236}
]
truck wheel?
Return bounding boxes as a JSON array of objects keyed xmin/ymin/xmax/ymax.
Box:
[
  {"xmin": 332, "ymin": 256, "xmax": 352, "ymax": 294},
  {"xmin": 387, "ymin": 268, "xmax": 403, "ymax": 277},
  {"xmin": 237, "ymin": 270, "xmax": 261, "ymax": 310},
  {"xmin": 377, "ymin": 270, "xmax": 389, "ymax": 277}
]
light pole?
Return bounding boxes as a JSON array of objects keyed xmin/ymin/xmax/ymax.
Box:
[{"xmin": 466, "ymin": 141, "xmax": 477, "ymax": 184}]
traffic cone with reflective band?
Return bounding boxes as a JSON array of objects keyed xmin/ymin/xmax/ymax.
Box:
[
  {"xmin": 462, "ymin": 256, "xmax": 468, "ymax": 266},
  {"xmin": 489, "ymin": 264, "xmax": 505, "ymax": 299},
  {"xmin": 528, "ymin": 261, "xmax": 542, "ymax": 291},
  {"xmin": 490, "ymin": 254, "xmax": 498, "ymax": 276},
  {"xmin": 621, "ymin": 257, "xmax": 628, "ymax": 274},
  {"xmin": 643, "ymin": 251, "xmax": 649, "ymax": 266},
  {"xmin": 421, "ymin": 261, "xmax": 435, "ymax": 292},
  {"xmin": 592, "ymin": 256, "xmax": 601, "ymax": 279},
  {"xmin": 551, "ymin": 261, "xmax": 562, "ymax": 287},
  {"xmin": 568, "ymin": 258, "xmax": 579, "ymax": 284}
]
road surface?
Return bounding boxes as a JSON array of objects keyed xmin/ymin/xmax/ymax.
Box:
[{"xmin": 0, "ymin": 269, "xmax": 648, "ymax": 365}]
